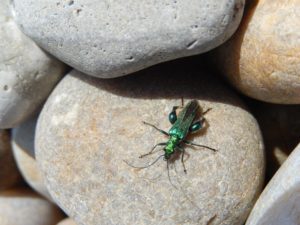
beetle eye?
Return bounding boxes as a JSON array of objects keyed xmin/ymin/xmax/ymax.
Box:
[{"xmin": 168, "ymin": 111, "xmax": 177, "ymax": 124}]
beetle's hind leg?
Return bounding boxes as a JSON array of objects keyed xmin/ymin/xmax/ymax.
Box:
[
  {"xmin": 183, "ymin": 140, "xmax": 217, "ymax": 152},
  {"xmin": 139, "ymin": 142, "xmax": 167, "ymax": 158},
  {"xmin": 176, "ymin": 146, "xmax": 187, "ymax": 174}
]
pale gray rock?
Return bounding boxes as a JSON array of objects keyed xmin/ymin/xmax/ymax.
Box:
[
  {"xmin": 12, "ymin": 116, "xmax": 52, "ymax": 200},
  {"xmin": 0, "ymin": 129, "xmax": 21, "ymax": 190},
  {"xmin": 35, "ymin": 60, "xmax": 264, "ymax": 225},
  {"xmin": 12, "ymin": 0, "xmax": 244, "ymax": 78},
  {"xmin": 0, "ymin": 188, "xmax": 64, "ymax": 225},
  {"xmin": 0, "ymin": 0, "xmax": 66, "ymax": 128},
  {"xmin": 246, "ymin": 143, "xmax": 300, "ymax": 225}
]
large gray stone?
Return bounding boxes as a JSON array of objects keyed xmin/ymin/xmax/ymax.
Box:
[
  {"xmin": 12, "ymin": 0, "xmax": 244, "ymax": 78},
  {"xmin": 0, "ymin": 0, "xmax": 66, "ymax": 128},
  {"xmin": 35, "ymin": 60, "xmax": 264, "ymax": 225},
  {"xmin": 246, "ymin": 143, "xmax": 300, "ymax": 225}
]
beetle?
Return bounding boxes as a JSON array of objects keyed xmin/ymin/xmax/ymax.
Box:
[{"xmin": 124, "ymin": 99, "xmax": 217, "ymax": 173}]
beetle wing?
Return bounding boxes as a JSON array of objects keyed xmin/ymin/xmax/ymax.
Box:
[{"xmin": 169, "ymin": 100, "xmax": 199, "ymax": 139}]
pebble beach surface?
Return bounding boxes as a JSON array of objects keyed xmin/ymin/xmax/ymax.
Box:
[{"xmin": 1, "ymin": 0, "xmax": 300, "ymax": 224}]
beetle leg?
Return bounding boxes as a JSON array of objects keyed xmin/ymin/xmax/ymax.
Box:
[
  {"xmin": 177, "ymin": 146, "xmax": 187, "ymax": 174},
  {"xmin": 142, "ymin": 121, "xmax": 169, "ymax": 136},
  {"xmin": 202, "ymin": 108, "xmax": 212, "ymax": 115},
  {"xmin": 139, "ymin": 142, "xmax": 167, "ymax": 158},
  {"xmin": 183, "ymin": 140, "xmax": 218, "ymax": 152}
]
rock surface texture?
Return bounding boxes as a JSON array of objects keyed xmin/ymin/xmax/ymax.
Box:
[
  {"xmin": 12, "ymin": 0, "xmax": 244, "ymax": 78},
  {"xmin": 35, "ymin": 60, "xmax": 265, "ymax": 225},
  {"xmin": 211, "ymin": 0, "xmax": 300, "ymax": 104},
  {"xmin": 246, "ymin": 143, "xmax": 300, "ymax": 225},
  {"xmin": 0, "ymin": 0, "xmax": 66, "ymax": 128},
  {"xmin": 0, "ymin": 129, "xmax": 21, "ymax": 190},
  {"xmin": 0, "ymin": 188, "xmax": 64, "ymax": 225},
  {"xmin": 12, "ymin": 116, "xmax": 52, "ymax": 200}
]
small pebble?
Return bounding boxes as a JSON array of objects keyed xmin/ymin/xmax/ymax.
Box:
[{"xmin": 0, "ymin": 187, "xmax": 64, "ymax": 225}]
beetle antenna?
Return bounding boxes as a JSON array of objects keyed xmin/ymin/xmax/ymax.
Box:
[
  {"xmin": 167, "ymin": 160, "xmax": 178, "ymax": 190},
  {"xmin": 124, "ymin": 154, "xmax": 165, "ymax": 169}
]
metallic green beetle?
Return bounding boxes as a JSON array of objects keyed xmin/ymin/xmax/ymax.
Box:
[{"xmin": 125, "ymin": 99, "xmax": 217, "ymax": 173}]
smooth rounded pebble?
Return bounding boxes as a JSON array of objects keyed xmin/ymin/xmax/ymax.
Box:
[
  {"xmin": 57, "ymin": 218, "xmax": 78, "ymax": 225},
  {"xmin": 12, "ymin": 0, "xmax": 244, "ymax": 78},
  {"xmin": 0, "ymin": 0, "xmax": 66, "ymax": 128},
  {"xmin": 12, "ymin": 116, "xmax": 52, "ymax": 200},
  {"xmin": 0, "ymin": 129, "xmax": 21, "ymax": 190},
  {"xmin": 0, "ymin": 188, "xmax": 64, "ymax": 225},
  {"xmin": 249, "ymin": 101, "xmax": 300, "ymax": 181},
  {"xmin": 246, "ymin": 143, "xmax": 300, "ymax": 225},
  {"xmin": 35, "ymin": 59, "xmax": 265, "ymax": 225},
  {"xmin": 211, "ymin": 0, "xmax": 300, "ymax": 104}
]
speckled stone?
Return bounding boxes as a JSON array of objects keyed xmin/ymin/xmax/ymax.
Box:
[
  {"xmin": 0, "ymin": 0, "xmax": 66, "ymax": 128},
  {"xmin": 0, "ymin": 129, "xmax": 21, "ymax": 190},
  {"xmin": 12, "ymin": 116, "xmax": 52, "ymax": 200},
  {"xmin": 211, "ymin": 0, "xmax": 300, "ymax": 104},
  {"xmin": 248, "ymin": 101, "xmax": 300, "ymax": 181},
  {"xmin": 35, "ymin": 59, "xmax": 265, "ymax": 225},
  {"xmin": 57, "ymin": 218, "xmax": 78, "ymax": 225},
  {"xmin": 0, "ymin": 188, "xmax": 64, "ymax": 225},
  {"xmin": 12, "ymin": 0, "xmax": 244, "ymax": 78},
  {"xmin": 246, "ymin": 143, "xmax": 300, "ymax": 225}
]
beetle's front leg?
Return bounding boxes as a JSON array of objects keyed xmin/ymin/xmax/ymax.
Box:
[{"xmin": 142, "ymin": 121, "xmax": 169, "ymax": 136}]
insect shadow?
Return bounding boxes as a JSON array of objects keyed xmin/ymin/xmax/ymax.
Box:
[{"xmin": 124, "ymin": 99, "xmax": 218, "ymax": 188}]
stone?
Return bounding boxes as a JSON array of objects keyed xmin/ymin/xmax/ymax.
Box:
[
  {"xmin": 57, "ymin": 218, "xmax": 78, "ymax": 225},
  {"xmin": 0, "ymin": 0, "xmax": 66, "ymax": 128},
  {"xmin": 12, "ymin": 0, "xmax": 244, "ymax": 78},
  {"xmin": 210, "ymin": 0, "xmax": 300, "ymax": 104},
  {"xmin": 248, "ymin": 101, "xmax": 300, "ymax": 181},
  {"xmin": 35, "ymin": 59, "xmax": 265, "ymax": 225},
  {"xmin": 246, "ymin": 143, "xmax": 300, "ymax": 225},
  {"xmin": 0, "ymin": 187, "xmax": 64, "ymax": 225},
  {"xmin": 12, "ymin": 116, "xmax": 52, "ymax": 200},
  {"xmin": 0, "ymin": 129, "xmax": 21, "ymax": 190}
]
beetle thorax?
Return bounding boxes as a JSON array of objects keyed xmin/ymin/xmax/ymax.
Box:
[{"xmin": 164, "ymin": 135, "xmax": 180, "ymax": 159}]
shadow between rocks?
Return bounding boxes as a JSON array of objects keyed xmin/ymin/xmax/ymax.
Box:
[
  {"xmin": 246, "ymin": 99, "xmax": 300, "ymax": 183},
  {"xmin": 73, "ymin": 56, "xmax": 247, "ymax": 110},
  {"xmin": 12, "ymin": 116, "xmax": 37, "ymax": 159}
]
